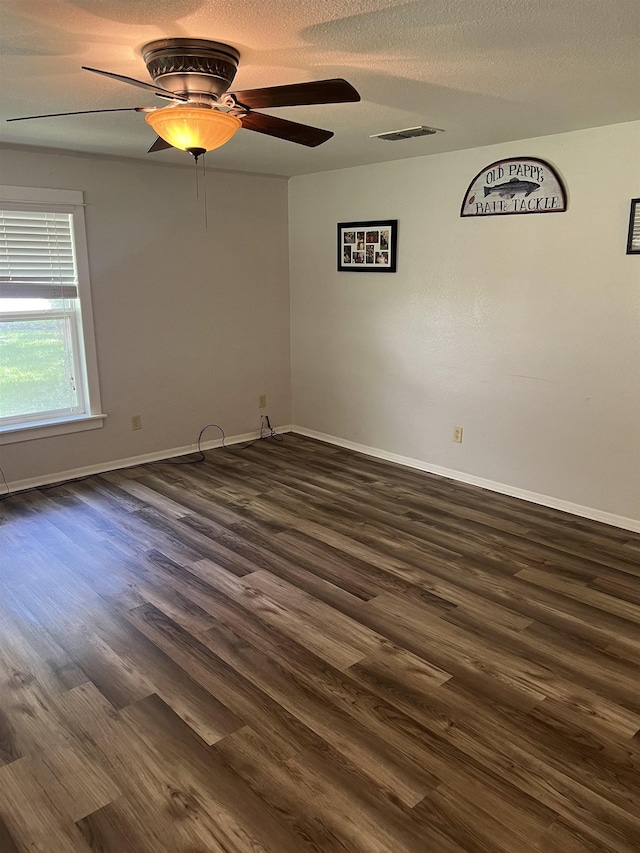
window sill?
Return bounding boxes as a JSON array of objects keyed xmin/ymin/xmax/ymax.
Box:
[{"xmin": 0, "ymin": 413, "xmax": 107, "ymax": 445}]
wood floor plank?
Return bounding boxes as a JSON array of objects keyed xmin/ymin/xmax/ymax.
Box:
[
  {"xmin": 415, "ymin": 783, "xmax": 544, "ymax": 853},
  {"xmin": 197, "ymin": 566, "xmax": 383, "ymax": 669},
  {"xmin": 427, "ymin": 552, "xmax": 640, "ymax": 654},
  {"xmin": 0, "ymin": 816, "xmax": 20, "ymax": 853},
  {"xmin": 0, "ymin": 600, "xmax": 89, "ymax": 695},
  {"xmin": 516, "ymin": 567, "xmax": 640, "ymax": 626},
  {"xmin": 120, "ymin": 693, "xmax": 308, "ymax": 853},
  {"xmin": 0, "ymin": 433, "xmax": 638, "ymax": 851},
  {"xmin": 534, "ymin": 818, "xmax": 623, "ymax": 853},
  {"xmin": 447, "ymin": 607, "xmax": 640, "ymax": 718},
  {"xmin": 21, "ymin": 591, "xmax": 156, "ymax": 712},
  {"xmin": 0, "ymin": 758, "xmax": 94, "ymax": 852},
  {"xmin": 122, "ymin": 599, "xmax": 364, "ymax": 770},
  {"xmin": 0, "ymin": 706, "xmax": 20, "ymax": 767},
  {"xmin": 0, "ymin": 626, "xmax": 121, "ymax": 822},
  {"xmin": 76, "ymin": 801, "xmax": 160, "ymax": 853},
  {"xmin": 366, "ymin": 592, "xmax": 640, "ymax": 738},
  {"xmin": 347, "ymin": 648, "xmax": 640, "ymax": 847},
  {"xmin": 199, "ymin": 614, "xmax": 440, "ymax": 807},
  {"xmin": 83, "ymin": 606, "xmax": 244, "ymax": 745},
  {"xmin": 57, "ymin": 684, "xmax": 237, "ymax": 853},
  {"xmin": 214, "ymin": 725, "xmax": 463, "ymax": 853}
]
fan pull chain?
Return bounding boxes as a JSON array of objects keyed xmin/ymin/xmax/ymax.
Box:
[
  {"xmin": 191, "ymin": 153, "xmax": 208, "ymax": 229},
  {"xmin": 203, "ymin": 154, "xmax": 208, "ymax": 230}
]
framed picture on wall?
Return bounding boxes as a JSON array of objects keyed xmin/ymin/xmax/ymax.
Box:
[
  {"xmin": 626, "ymin": 198, "xmax": 640, "ymax": 254},
  {"xmin": 338, "ymin": 220, "xmax": 398, "ymax": 272}
]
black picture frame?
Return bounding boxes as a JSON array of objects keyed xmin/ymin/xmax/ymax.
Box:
[
  {"xmin": 626, "ymin": 198, "xmax": 640, "ymax": 254},
  {"xmin": 338, "ymin": 220, "xmax": 398, "ymax": 272}
]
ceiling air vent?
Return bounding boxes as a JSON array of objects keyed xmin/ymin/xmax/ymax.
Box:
[{"xmin": 370, "ymin": 125, "xmax": 442, "ymax": 141}]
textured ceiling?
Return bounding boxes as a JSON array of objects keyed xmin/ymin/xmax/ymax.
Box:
[{"xmin": 1, "ymin": 0, "xmax": 639, "ymax": 177}]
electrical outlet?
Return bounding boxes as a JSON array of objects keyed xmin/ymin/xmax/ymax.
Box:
[
  {"xmin": 259, "ymin": 394, "xmax": 267, "ymax": 408},
  {"xmin": 453, "ymin": 426, "xmax": 463, "ymax": 443},
  {"xmin": 131, "ymin": 415, "xmax": 142, "ymax": 431}
]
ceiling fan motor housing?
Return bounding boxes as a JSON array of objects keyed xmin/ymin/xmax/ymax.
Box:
[{"xmin": 142, "ymin": 38, "xmax": 240, "ymax": 102}]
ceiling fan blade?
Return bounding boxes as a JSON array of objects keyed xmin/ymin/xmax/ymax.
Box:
[
  {"xmin": 240, "ymin": 111, "xmax": 333, "ymax": 147},
  {"xmin": 147, "ymin": 136, "xmax": 174, "ymax": 153},
  {"xmin": 232, "ymin": 79, "xmax": 360, "ymax": 110},
  {"xmin": 82, "ymin": 66, "xmax": 189, "ymax": 102},
  {"xmin": 7, "ymin": 107, "xmax": 148, "ymax": 122}
]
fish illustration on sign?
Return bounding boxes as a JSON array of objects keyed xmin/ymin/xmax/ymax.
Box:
[{"xmin": 484, "ymin": 178, "xmax": 540, "ymax": 199}]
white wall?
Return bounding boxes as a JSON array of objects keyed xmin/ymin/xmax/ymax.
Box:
[
  {"xmin": 0, "ymin": 146, "xmax": 290, "ymax": 485},
  {"xmin": 289, "ymin": 122, "xmax": 640, "ymax": 525}
]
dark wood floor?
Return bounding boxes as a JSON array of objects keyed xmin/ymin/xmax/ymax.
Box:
[{"xmin": 0, "ymin": 433, "xmax": 639, "ymax": 852}]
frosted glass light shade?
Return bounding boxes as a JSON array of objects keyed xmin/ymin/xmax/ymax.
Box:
[{"xmin": 145, "ymin": 107, "xmax": 242, "ymax": 152}]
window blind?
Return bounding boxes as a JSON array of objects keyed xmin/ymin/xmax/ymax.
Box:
[
  {"xmin": 0, "ymin": 209, "xmax": 78, "ymax": 299},
  {"xmin": 629, "ymin": 204, "xmax": 640, "ymax": 253}
]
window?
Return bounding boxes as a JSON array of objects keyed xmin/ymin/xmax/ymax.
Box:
[{"xmin": 0, "ymin": 186, "xmax": 104, "ymax": 444}]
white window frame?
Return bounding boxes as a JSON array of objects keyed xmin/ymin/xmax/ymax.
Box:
[{"xmin": 0, "ymin": 185, "xmax": 106, "ymax": 445}]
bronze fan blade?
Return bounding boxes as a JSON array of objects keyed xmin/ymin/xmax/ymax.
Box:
[
  {"xmin": 240, "ymin": 111, "xmax": 333, "ymax": 147},
  {"xmin": 232, "ymin": 78, "xmax": 360, "ymax": 110},
  {"xmin": 7, "ymin": 107, "xmax": 148, "ymax": 122},
  {"xmin": 147, "ymin": 136, "xmax": 174, "ymax": 153},
  {"xmin": 82, "ymin": 66, "xmax": 189, "ymax": 102}
]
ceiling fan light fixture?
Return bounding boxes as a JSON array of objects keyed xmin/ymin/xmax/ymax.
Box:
[{"xmin": 145, "ymin": 106, "xmax": 241, "ymax": 153}]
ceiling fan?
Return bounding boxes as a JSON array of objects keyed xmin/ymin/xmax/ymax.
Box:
[{"xmin": 7, "ymin": 38, "xmax": 361, "ymax": 159}]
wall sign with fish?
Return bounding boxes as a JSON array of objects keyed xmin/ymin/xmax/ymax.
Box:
[{"xmin": 461, "ymin": 157, "xmax": 567, "ymax": 217}]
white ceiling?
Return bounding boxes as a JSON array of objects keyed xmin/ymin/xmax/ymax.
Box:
[{"xmin": 1, "ymin": 0, "xmax": 639, "ymax": 177}]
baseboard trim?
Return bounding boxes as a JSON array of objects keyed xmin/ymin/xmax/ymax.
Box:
[
  {"xmin": 4, "ymin": 424, "xmax": 293, "ymax": 497},
  {"xmin": 291, "ymin": 426, "xmax": 640, "ymax": 534},
  {"xmin": 7, "ymin": 423, "xmax": 637, "ymax": 533}
]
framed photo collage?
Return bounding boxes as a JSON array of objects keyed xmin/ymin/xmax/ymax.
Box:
[{"xmin": 338, "ymin": 219, "xmax": 397, "ymax": 272}]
